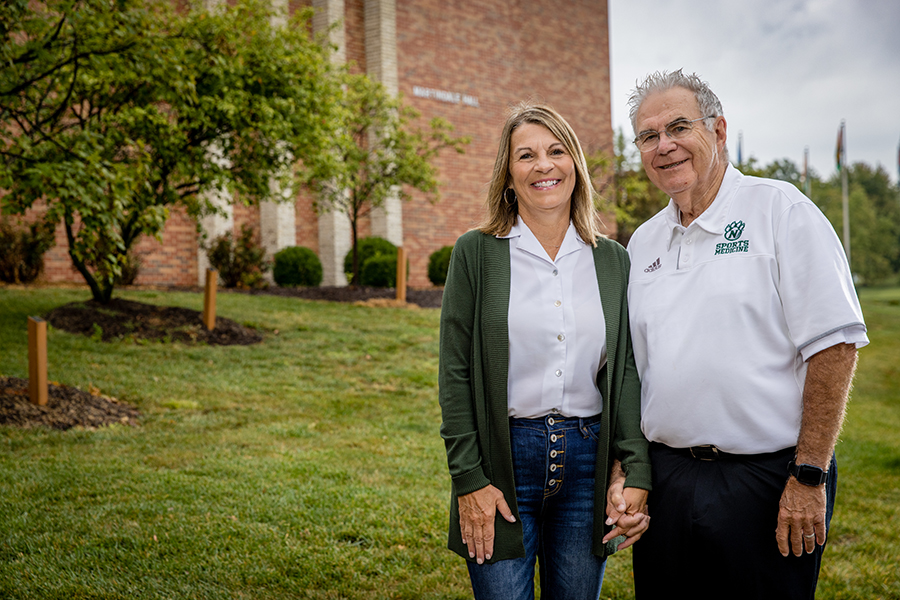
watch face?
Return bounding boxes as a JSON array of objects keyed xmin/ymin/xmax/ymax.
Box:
[{"xmin": 793, "ymin": 462, "xmax": 826, "ymax": 485}]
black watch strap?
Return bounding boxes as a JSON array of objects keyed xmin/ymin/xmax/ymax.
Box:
[{"xmin": 788, "ymin": 460, "xmax": 827, "ymax": 486}]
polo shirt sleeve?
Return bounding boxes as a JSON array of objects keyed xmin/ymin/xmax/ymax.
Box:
[{"xmin": 774, "ymin": 200, "xmax": 868, "ymax": 362}]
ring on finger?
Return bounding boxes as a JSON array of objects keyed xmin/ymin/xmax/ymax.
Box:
[{"xmin": 803, "ymin": 533, "xmax": 816, "ymax": 539}]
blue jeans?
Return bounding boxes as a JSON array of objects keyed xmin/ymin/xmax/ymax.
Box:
[{"xmin": 467, "ymin": 415, "xmax": 607, "ymax": 600}]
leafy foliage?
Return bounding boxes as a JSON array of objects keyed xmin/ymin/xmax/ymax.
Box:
[
  {"xmin": 360, "ymin": 254, "xmax": 397, "ymax": 288},
  {"xmin": 273, "ymin": 246, "xmax": 323, "ymax": 287},
  {"xmin": 0, "ymin": 0, "xmax": 342, "ymax": 302},
  {"xmin": 341, "ymin": 237, "xmax": 406, "ymax": 288},
  {"xmin": 310, "ymin": 74, "xmax": 469, "ymax": 285},
  {"xmin": 427, "ymin": 245, "xmax": 453, "ymax": 286},
  {"xmin": 343, "ymin": 236, "xmax": 396, "ymax": 281},
  {"xmin": 812, "ymin": 163, "xmax": 900, "ymax": 285},
  {"xmin": 0, "ymin": 217, "xmax": 56, "ymax": 283},
  {"xmin": 113, "ymin": 249, "xmax": 142, "ymax": 286},
  {"xmin": 205, "ymin": 225, "xmax": 269, "ymax": 289}
]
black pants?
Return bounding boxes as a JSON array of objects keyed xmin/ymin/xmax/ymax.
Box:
[{"xmin": 633, "ymin": 443, "xmax": 837, "ymax": 600}]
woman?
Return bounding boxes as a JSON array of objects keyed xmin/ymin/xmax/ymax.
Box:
[{"xmin": 438, "ymin": 102, "xmax": 651, "ymax": 599}]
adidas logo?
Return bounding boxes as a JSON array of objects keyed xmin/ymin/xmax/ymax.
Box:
[{"xmin": 644, "ymin": 258, "xmax": 661, "ymax": 273}]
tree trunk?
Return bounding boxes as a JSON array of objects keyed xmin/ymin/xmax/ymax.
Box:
[
  {"xmin": 63, "ymin": 216, "xmax": 114, "ymax": 304},
  {"xmin": 350, "ymin": 211, "xmax": 359, "ymax": 288}
]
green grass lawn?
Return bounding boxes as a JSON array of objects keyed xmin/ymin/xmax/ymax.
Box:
[{"xmin": 0, "ymin": 285, "xmax": 897, "ymax": 599}]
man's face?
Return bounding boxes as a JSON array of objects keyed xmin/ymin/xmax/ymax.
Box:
[{"xmin": 634, "ymin": 87, "xmax": 726, "ymax": 199}]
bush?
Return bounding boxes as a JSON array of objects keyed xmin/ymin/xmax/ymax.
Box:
[
  {"xmin": 0, "ymin": 218, "xmax": 56, "ymax": 284},
  {"xmin": 273, "ymin": 246, "xmax": 322, "ymax": 287},
  {"xmin": 427, "ymin": 245, "xmax": 453, "ymax": 286},
  {"xmin": 206, "ymin": 225, "xmax": 270, "ymax": 289},
  {"xmin": 360, "ymin": 254, "xmax": 398, "ymax": 288},
  {"xmin": 344, "ymin": 237, "xmax": 397, "ymax": 283}
]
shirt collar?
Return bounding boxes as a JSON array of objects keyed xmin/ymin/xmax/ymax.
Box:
[
  {"xmin": 500, "ymin": 218, "xmax": 585, "ymax": 261},
  {"xmin": 665, "ymin": 163, "xmax": 743, "ymax": 251}
]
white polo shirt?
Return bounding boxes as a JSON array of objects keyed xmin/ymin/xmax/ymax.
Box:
[
  {"xmin": 501, "ymin": 219, "xmax": 606, "ymax": 419},
  {"xmin": 627, "ymin": 165, "xmax": 868, "ymax": 454}
]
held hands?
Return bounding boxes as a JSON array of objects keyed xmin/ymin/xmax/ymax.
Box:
[
  {"xmin": 458, "ymin": 484, "xmax": 516, "ymax": 564},
  {"xmin": 603, "ymin": 459, "xmax": 650, "ymax": 550},
  {"xmin": 776, "ymin": 476, "xmax": 827, "ymax": 557}
]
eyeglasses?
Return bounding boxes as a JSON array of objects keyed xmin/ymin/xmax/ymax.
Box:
[{"xmin": 633, "ymin": 116, "xmax": 716, "ymax": 152}]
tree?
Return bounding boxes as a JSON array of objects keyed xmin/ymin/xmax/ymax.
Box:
[
  {"xmin": 1, "ymin": 0, "xmax": 343, "ymax": 302},
  {"xmin": 308, "ymin": 74, "xmax": 469, "ymax": 286},
  {"xmin": 813, "ymin": 163, "xmax": 900, "ymax": 285}
]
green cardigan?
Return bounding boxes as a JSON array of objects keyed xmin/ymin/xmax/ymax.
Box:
[{"xmin": 438, "ymin": 229, "xmax": 651, "ymax": 562}]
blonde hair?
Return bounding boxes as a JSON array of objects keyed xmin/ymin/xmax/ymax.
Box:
[{"xmin": 478, "ymin": 102, "xmax": 601, "ymax": 244}]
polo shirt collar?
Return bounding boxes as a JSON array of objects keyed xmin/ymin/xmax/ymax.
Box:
[
  {"xmin": 500, "ymin": 218, "xmax": 584, "ymax": 261},
  {"xmin": 664, "ymin": 163, "xmax": 743, "ymax": 251}
]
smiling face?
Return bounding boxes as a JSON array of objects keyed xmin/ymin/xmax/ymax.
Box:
[
  {"xmin": 635, "ymin": 86, "xmax": 727, "ymax": 208},
  {"xmin": 508, "ymin": 122, "xmax": 577, "ymax": 224}
]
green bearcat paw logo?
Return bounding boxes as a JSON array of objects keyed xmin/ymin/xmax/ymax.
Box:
[{"xmin": 724, "ymin": 220, "xmax": 745, "ymax": 241}]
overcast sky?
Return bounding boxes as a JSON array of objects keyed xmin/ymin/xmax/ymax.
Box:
[{"xmin": 609, "ymin": 0, "xmax": 900, "ymax": 184}]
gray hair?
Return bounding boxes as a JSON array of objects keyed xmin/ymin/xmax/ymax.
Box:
[
  {"xmin": 627, "ymin": 69, "xmax": 727, "ymax": 159},
  {"xmin": 628, "ymin": 69, "xmax": 723, "ymax": 133}
]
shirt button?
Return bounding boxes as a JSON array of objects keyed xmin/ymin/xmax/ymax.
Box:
[
  {"xmin": 554, "ymin": 300, "xmax": 561, "ymax": 307},
  {"xmin": 552, "ymin": 269, "xmax": 558, "ymax": 276},
  {"xmin": 550, "ymin": 450, "xmax": 558, "ymax": 458},
  {"xmin": 557, "ymin": 334, "xmax": 565, "ymax": 342},
  {"xmin": 555, "ymin": 369, "xmax": 562, "ymax": 377},
  {"xmin": 686, "ymin": 238, "xmax": 693, "ymax": 245},
  {"xmin": 550, "ymin": 464, "xmax": 558, "ymax": 472},
  {"xmin": 551, "ymin": 408, "xmax": 559, "ymax": 414}
]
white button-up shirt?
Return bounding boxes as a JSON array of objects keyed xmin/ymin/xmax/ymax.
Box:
[{"xmin": 501, "ymin": 219, "xmax": 606, "ymax": 418}]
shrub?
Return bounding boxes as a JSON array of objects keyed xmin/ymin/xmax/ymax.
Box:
[
  {"xmin": 427, "ymin": 245, "xmax": 453, "ymax": 286},
  {"xmin": 206, "ymin": 225, "xmax": 270, "ymax": 289},
  {"xmin": 0, "ymin": 218, "xmax": 56, "ymax": 284},
  {"xmin": 273, "ymin": 246, "xmax": 323, "ymax": 287},
  {"xmin": 344, "ymin": 237, "xmax": 397, "ymax": 282},
  {"xmin": 360, "ymin": 254, "xmax": 397, "ymax": 288}
]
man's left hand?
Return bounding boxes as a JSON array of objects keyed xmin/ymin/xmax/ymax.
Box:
[{"xmin": 775, "ymin": 476, "xmax": 827, "ymax": 556}]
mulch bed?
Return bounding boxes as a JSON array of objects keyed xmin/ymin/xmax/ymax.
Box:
[
  {"xmin": 44, "ymin": 297, "xmax": 264, "ymax": 345},
  {"xmin": 0, "ymin": 376, "xmax": 141, "ymax": 430},
  {"xmin": 3, "ymin": 285, "xmax": 442, "ymax": 431}
]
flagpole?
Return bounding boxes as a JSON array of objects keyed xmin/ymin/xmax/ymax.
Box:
[
  {"xmin": 840, "ymin": 120, "xmax": 850, "ymax": 265},
  {"xmin": 802, "ymin": 146, "xmax": 810, "ymax": 198}
]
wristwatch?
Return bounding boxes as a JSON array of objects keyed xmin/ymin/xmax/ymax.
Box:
[{"xmin": 788, "ymin": 460, "xmax": 828, "ymax": 486}]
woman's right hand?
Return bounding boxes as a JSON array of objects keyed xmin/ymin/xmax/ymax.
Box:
[{"xmin": 458, "ymin": 484, "xmax": 516, "ymax": 564}]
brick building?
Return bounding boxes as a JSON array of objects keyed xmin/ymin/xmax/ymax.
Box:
[{"xmin": 36, "ymin": 0, "xmax": 614, "ymax": 288}]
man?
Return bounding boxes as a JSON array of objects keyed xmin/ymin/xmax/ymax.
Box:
[{"xmin": 622, "ymin": 70, "xmax": 868, "ymax": 598}]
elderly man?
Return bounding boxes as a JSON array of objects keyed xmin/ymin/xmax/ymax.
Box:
[{"xmin": 622, "ymin": 70, "xmax": 868, "ymax": 598}]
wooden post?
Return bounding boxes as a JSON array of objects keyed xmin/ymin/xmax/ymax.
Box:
[
  {"xmin": 203, "ymin": 268, "xmax": 217, "ymax": 331},
  {"xmin": 395, "ymin": 246, "xmax": 407, "ymax": 303},
  {"xmin": 28, "ymin": 317, "xmax": 48, "ymax": 406}
]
